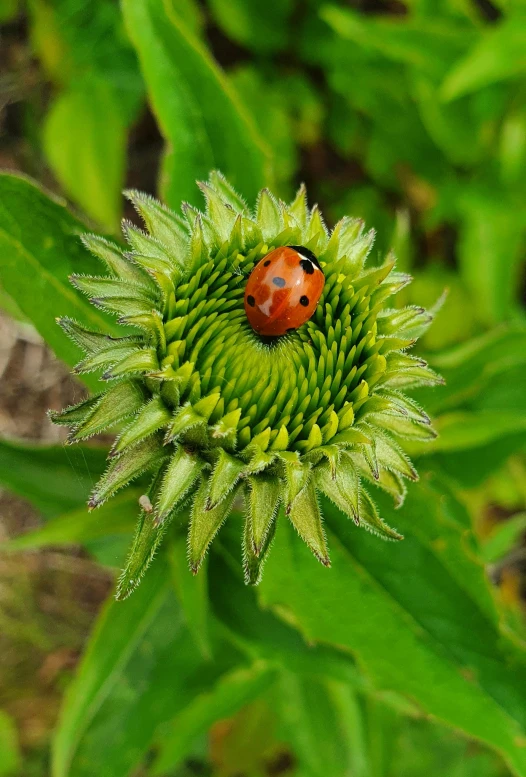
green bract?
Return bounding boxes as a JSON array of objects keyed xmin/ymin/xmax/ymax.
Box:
[{"xmin": 51, "ymin": 172, "xmax": 441, "ymax": 596}]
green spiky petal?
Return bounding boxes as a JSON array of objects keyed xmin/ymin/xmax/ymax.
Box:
[{"xmin": 53, "ymin": 171, "xmax": 441, "ymax": 590}]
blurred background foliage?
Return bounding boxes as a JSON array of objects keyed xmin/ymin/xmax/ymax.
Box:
[{"xmin": 0, "ymin": 0, "xmax": 526, "ymax": 776}]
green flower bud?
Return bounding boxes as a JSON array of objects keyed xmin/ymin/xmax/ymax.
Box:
[{"xmin": 51, "ymin": 172, "xmax": 442, "ymax": 597}]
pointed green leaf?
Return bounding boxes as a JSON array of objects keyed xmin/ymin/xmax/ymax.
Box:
[
  {"xmin": 156, "ymin": 447, "xmax": 202, "ymax": 522},
  {"xmin": 116, "ymin": 471, "xmax": 172, "ymax": 601},
  {"xmin": 49, "ymin": 394, "xmax": 100, "ymax": 427},
  {"xmin": 70, "ymin": 381, "xmax": 147, "ymax": 441},
  {"xmin": 103, "ymin": 348, "xmax": 158, "ymax": 380},
  {"xmin": 358, "ymin": 489, "xmax": 403, "ymax": 541},
  {"xmin": 81, "ymin": 234, "xmax": 153, "ymax": 287},
  {"xmin": 166, "ymin": 404, "xmax": 206, "ymax": 442},
  {"xmin": 125, "ymin": 189, "xmax": 189, "ymax": 264},
  {"xmin": 188, "ymin": 476, "xmax": 236, "ymax": 572},
  {"xmin": 375, "ymin": 430, "xmax": 418, "ymax": 481},
  {"xmin": 58, "ymin": 317, "xmax": 138, "ymax": 356},
  {"xmin": 288, "ymin": 481, "xmax": 330, "ymax": 567},
  {"xmin": 112, "ymin": 396, "xmax": 172, "ymax": 455},
  {"xmin": 256, "ymin": 188, "xmax": 281, "ymax": 238},
  {"xmin": 247, "ymin": 474, "xmax": 281, "ymax": 555},
  {"xmin": 208, "ymin": 449, "xmax": 245, "ymax": 509},
  {"xmin": 89, "ymin": 435, "xmax": 166, "ymax": 508},
  {"xmin": 315, "ymin": 454, "xmax": 360, "ymax": 524},
  {"xmin": 243, "ymin": 508, "xmax": 277, "ymax": 586}
]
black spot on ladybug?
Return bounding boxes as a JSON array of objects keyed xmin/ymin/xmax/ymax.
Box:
[
  {"xmin": 289, "ymin": 245, "xmax": 321, "ymax": 270},
  {"xmin": 273, "ymin": 277, "xmax": 286, "ymax": 288},
  {"xmin": 264, "ymin": 260, "xmax": 271, "ymax": 266},
  {"xmin": 300, "ymin": 295, "xmax": 309, "ymax": 306},
  {"xmin": 247, "ymin": 295, "xmax": 255, "ymax": 307},
  {"xmin": 300, "ymin": 259, "xmax": 315, "ymax": 275}
]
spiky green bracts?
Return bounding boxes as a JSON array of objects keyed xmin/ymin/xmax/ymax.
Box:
[{"xmin": 51, "ymin": 172, "xmax": 442, "ymax": 597}]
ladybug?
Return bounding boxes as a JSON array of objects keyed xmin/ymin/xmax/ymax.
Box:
[{"xmin": 244, "ymin": 245, "xmax": 324, "ymax": 337}]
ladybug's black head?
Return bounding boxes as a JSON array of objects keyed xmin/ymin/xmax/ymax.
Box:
[{"xmin": 288, "ymin": 245, "xmax": 321, "ymax": 270}]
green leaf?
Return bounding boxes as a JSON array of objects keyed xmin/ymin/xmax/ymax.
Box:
[
  {"xmin": 89, "ymin": 435, "xmax": 166, "ymax": 508},
  {"xmin": 30, "ymin": 0, "xmax": 143, "ymax": 122},
  {"xmin": 385, "ymin": 709, "xmax": 509, "ymax": 777},
  {"xmin": 188, "ymin": 476, "xmax": 237, "ymax": 573},
  {"xmin": 0, "ymin": 174, "xmax": 121, "ymax": 389},
  {"xmin": 43, "ymin": 80, "xmax": 127, "ymax": 232},
  {"xmin": 274, "ymin": 672, "xmax": 368, "ymax": 777},
  {"xmin": 456, "ymin": 190, "xmax": 525, "ymax": 325},
  {"xmin": 431, "ymin": 411, "xmax": 526, "ymax": 452},
  {"xmin": 115, "ymin": 468, "xmax": 175, "ymax": 600},
  {"xmin": 321, "ymin": 5, "xmax": 467, "ymax": 77},
  {"xmin": 418, "ymin": 325, "xmax": 526, "ymax": 417},
  {"xmin": 0, "ymin": 710, "xmax": 21, "ymax": 777},
  {"xmin": 247, "ymin": 474, "xmax": 281, "ymax": 554},
  {"xmin": 208, "ymin": 449, "xmax": 245, "ymax": 509},
  {"xmin": 208, "ymin": 0, "xmax": 293, "ymax": 53},
  {"xmin": 156, "ymin": 447, "xmax": 202, "ymax": 522},
  {"xmin": 168, "ymin": 533, "xmax": 211, "ymax": 658},
  {"xmin": 52, "ymin": 560, "xmax": 169, "ymax": 777},
  {"xmin": 260, "ymin": 476, "xmax": 526, "ymax": 777},
  {"xmin": 441, "ymin": 17, "xmax": 526, "ymax": 101},
  {"xmin": 0, "ymin": 437, "xmax": 107, "ymax": 518},
  {"xmin": 122, "ymin": 0, "xmax": 272, "ymax": 208},
  {"xmin": 152, "ymin": 661, "xmax": 274, "ymax": 775},
  {"xmin": 52, "ymin": 558, "xmax": 244, "ymax": 777},
  {"xmin": 210, "ymin": 531, "xmax": 363, "ymax": 686},
  {"xmin": 2, "ymin": 490, "xmax": 138, "ymax": 553},
  {"xmin": 482, "ymin": 513, "xmax": 526, "ymax": 565},
  {"xmin": 288, "ymin": 480, "xmax": 330, "ymax": 567}
]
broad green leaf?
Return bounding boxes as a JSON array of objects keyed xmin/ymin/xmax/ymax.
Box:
[
  {"xmin": 274, "ymin": 672, "xmax": 369, "ymax": 777},
  {"xmin": 386, "ymin": 712, "xmax": 510, "ymax": 777},
  {"xmin": 43, "ymin": 80, "xmax": 127, "ymax": 232},
  {"xmin": 424, "ymin": 434, "xmax": 526, "ymax": 490},
  {"xmin": 417, "ymin": 325, "xmax": 526, "ymax": 417},
  {"xmin": 152, "ymin": 661, "xmax": 275, "ymax": 775},
  {"xmin": 52, "ymin": 560, "xmax": 169, "ymax": 777},
  {"xmin": 260, "ymin": 476, "xmax": 526, "ymax": 777},
  {"xmin": 3, "ymin": 491, "xmax": 138, "ymax": 552},
  {"xmin": 52, "ymin": 557, "xmax": 244, "ymax": 777},
  {"xmin": 122, "ymin": 0, "xmax": 272, "ymax": 208},
  {"xmin": 0, "ymin": 438, "xmax": 107, "ymax": 518},
  {"xmin": 482, "ymin": 514, "xmax": 526, "ymax": 565},
  {"xmin": 0, "ymin": 174, "xmax": 121, "ymax": 388},
  {"xmin": 0, "ymin": 710, "xmax": 21, "ymax": 777},
  {"xmin": 414, "ymin": 326, "xmax": 526, "ymax": 482},
  {"xmin": 210, "ymin": 528, "xmax": 364, "ymax": 687},
  {"xmin": 441, "ymin": 17, "xmax": 526, "ymax": 101},
  {"xmin": 429, "ymin": 411, "xmax": 526, "ymax": 452}
]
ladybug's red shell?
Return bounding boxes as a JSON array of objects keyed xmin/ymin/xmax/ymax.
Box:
[{"xmin": 244, "ymin": 246, "xmax": 324, "ymax": 337}]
